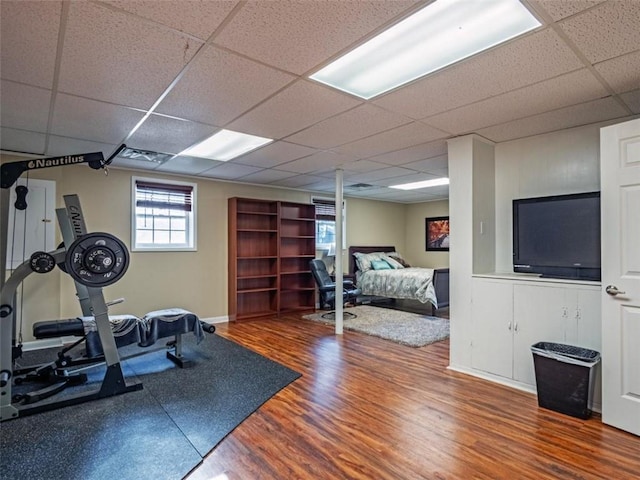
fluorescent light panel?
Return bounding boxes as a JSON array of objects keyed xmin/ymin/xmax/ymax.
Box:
[
  {"xmin": 310, "ymin": 0, "xmax": 541, "ymax": 99},
  {"xmin": 390, "ymin": 177, "xmax": 449, "ymax": 190},
  {"xmin": 180, "ymin": 129, "xmax": 273, "ymax": 161}
]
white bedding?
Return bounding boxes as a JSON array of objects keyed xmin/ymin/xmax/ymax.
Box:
[{"xmin": 356, "ymin": 267, "xmax": 437, "ymax": 306}]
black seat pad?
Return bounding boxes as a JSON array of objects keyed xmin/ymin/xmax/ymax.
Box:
[{"xmin": 33, "ymin": 319, "xmax": 84, "ymax": 338}]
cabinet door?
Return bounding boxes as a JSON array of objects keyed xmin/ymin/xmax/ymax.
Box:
[
  {"xmin": 575, "ymin": 287, "xmax": 601, "ymax": 351},
  {"xmin": 471, "ymin": 279, "xmax": 513, "ymax": 379},
  {"xmin": 513, "ymin": 284, "xmax": 567, "ymax": 386}
]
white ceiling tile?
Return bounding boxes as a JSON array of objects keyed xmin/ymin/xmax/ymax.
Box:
[
  {"xmin": 347, "ymin": 166, "xmax": 416, "ymax": 183},
  {"xmin": 228, "ymin": 80, "xmax": 362, "ymax": 139},
  {"xmin": 233, "ymin": 141, "xmax": 316, "ymax": 168},
  {"xmin": 0, "ymin": 0, "xmax": 60, "ymax": 88},
  {"xmin": 239, "ymin": 169, "xmax": 298, "ymax": 183},
  {"xmin": 368, "ymin": 140, "xmax": 448, "ymax": 166},
  {"xmin": 0, "ymin": 81, "xmax": 51, "ymax": 132},
  {"xmin": 156, "ymin": 46, "xmax": 295, "ymax": 126},
  {"xmin": 620, "ymin": 89, "xmax": 640, "ymax": 114},
  {"xmin": 276, "ymin": 151, "xmax": 354, "ymax": 174},
  {"xmin": 127, "ymin": 114, "xmax": 217, "ymax": 154},
  {"xmin": 155, "ymin": 155, "xmax": 222, "ymax": 175},
  {"xmin": 268, "ymin": 174, "xmax": 325, "ymax": 188},
  {"xmin": 373, "ymin": 29, "xmax": 584, "ymax": 119},
  {"xmin": 0, "ymin": 128, "xmax": 46, "ymax": 155},
  {"xmin": 476, "ymin": 97, "xmax": 629, "ymax": 143},
  {"xmin": 594, "ymin": 50, "xmax": 640, "ymax": 94},
  {"xmin": 338, "ymin": 159, "xmax": 389, "ymax": 173},
  {"xmin": 46, "ymin": 136, "xmax": 117, "ymax": 158},
  {"xmin": 335, "ymin": 122, "xmax": 448, "ymax": 159},
  {"xmin": 559, "ymin": 1, "xmax": 640, "ymax": 63},
  {"xmin": 404, "ymin": 155, "xmax": 449, "ymax": 173},
  {"xmin": 284, "ymin": 104, "xmax": 412, "ymax": 149},
  {"xmin": 305, "ymin": 180, "xmax": 340, "ymax": 193},
  {"xmin": 534, "ymin": 0, "xmax": 605, "ymax": 21},
  {"xmin": 378, "ymin": 173, "xmax": 438, "ymax": 187},
  {"xmin": 103, "ymin": 0, "xmax": 238, "ymax": 40},
  {"xmin": 58, "ymin": 2, "xmax": 202, "ymax": 109},
  {"xmin": 2, "ymin": 0, "xmax": 636, "ymax": 205},
  {"xmin": 199, "ymin": 162, "xmax": 262, "ymax": 179},
  {"xmin": 214, "ymin": 0, "xmax": 418, "ymax": 74},
  {"xmin": 50, "ymin": 94, "xmax": 145, "ymax": 145},
  {"xmin": 425, "ymin": 69, "xmax": 609, "ymax": 134}
]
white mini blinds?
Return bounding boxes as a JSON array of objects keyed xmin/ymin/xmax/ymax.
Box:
[
  {"xmin": 313, "ymin": 197, "xmax": 336, "ymax": 221},
  {"xmin": 132, "ymin": 178, "xmax": 197, "ymax": 251},
  {"xmin": 135, "ymin": 180, "xmax": 193, "ymax": 212}
]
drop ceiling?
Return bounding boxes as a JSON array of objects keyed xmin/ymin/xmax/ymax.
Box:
[{"xmin": 1, "ymin": 0, "xmax": 638, "ymax": 203}]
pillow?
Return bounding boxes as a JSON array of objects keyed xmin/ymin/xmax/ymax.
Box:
[
  {"xmin": 353, "ymin": 252, "xmax": 388, "ymax": 272},
  {"xmin": 381, "ymin": 254, "xmax": 405, "ymax": 269},
  {"xmin": 371, "ymin": 259, "xmax": 392, "ymax": 270},
  {"xmin": 387, "ymin": 251, "xmax": 411, "ymax": 268}
]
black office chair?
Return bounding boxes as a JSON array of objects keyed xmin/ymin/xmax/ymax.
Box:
[{"xmin": 309, "ymin": 259, "xmax": 361, "ymax": 319}]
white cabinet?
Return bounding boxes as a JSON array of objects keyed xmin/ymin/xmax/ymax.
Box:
[
  {"xmin": 471, "ymin": 276, "xmax": 601, "ymax": 390},
  {"xmin": 471, "ymin": 279, "xmax": 513, "ymax": 379}
]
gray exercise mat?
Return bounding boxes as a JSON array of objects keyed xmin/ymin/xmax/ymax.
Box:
[{"xmin": 1, "ymin": 334, "xmax": 301, "ymax": 480}]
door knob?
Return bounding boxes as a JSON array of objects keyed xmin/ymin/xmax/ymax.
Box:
[{"xmin": 606, "ymin": 285, "xmax": 626, "ymax": 296}]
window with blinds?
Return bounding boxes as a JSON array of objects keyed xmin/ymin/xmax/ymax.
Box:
[
  {"xmin": 132, "ymin": 177, "xmax": 197, "ymax": 251},
  {"xmin": 312, "ymin": 197, "xmax": 345, "ymax": 251}
]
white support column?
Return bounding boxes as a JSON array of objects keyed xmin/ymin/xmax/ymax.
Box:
[{"xmin": 335, "ymin": 168, "xmax": 344, "ymax": 335}]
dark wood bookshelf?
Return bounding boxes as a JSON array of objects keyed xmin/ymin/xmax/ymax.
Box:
[{"xmin": 228, "ymin": 198, "xmax": 316, "ymax": 320}]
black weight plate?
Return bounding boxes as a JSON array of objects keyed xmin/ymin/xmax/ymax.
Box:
[
  {"xmin": 29, "ymin": 251, "xmax": 56, "ymax": 274},
  {"xmin": 64, "ymin": 232, "xmax": 130, "ymax": 287}
]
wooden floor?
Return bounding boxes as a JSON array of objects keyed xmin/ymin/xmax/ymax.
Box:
[{"xmin": 187, "ymin": 312, "xmax": 639, "ymax": 480}]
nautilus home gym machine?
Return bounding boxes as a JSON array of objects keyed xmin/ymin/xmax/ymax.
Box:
[
  {"xmin": 1, "ymin": 148, "xmax": 211, "ymax": 421},
  {"xmin": 0, "ymin": 147, "xmax": 147, "ymax": 421}
]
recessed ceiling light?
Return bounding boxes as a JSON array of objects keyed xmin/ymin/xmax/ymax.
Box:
[
  {"xmin": 390, "ymin": 177, "xmax": 450, "ymax": 190},
  {"xmin": 310, "ymin": 0, "xmax": 541, "ymax": 99},
  {"xmin": 180, "ymin": 129, "xmax": 273, "ymax": 161}
]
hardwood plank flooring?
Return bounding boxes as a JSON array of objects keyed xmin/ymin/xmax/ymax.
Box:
[{"xmin": 186, "ymin": 313, "xmax": 639, "ymax": 480}]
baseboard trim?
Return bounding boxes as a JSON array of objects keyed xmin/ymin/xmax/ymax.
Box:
[
  {"xmin": 447, "ymin": 364, "xmax": 602, "ymax": 413},
  {"xmin": 201, "ymin": 315, "xmax": 229, "ymax": 324},
  {"xmin": 447, "ymin": 364, "xmax": 536, "ymax": 394}
]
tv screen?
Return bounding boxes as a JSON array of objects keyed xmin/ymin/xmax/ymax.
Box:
[{"xmin": 513, "ymin": 192, "xmax": 601, "ymax": 280}]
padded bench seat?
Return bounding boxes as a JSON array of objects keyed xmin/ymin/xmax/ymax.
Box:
[
  {"xmin": 33, "ymin": 309, "xmax": 204, "ymax": 358},
  {"xmin": 33, "ymin": 318, "xmax": 84, "ymax": 338}
]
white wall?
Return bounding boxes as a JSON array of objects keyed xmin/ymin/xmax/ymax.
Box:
[{"xmin": 494, "ymin": 124, "xmax": 602, "ymax": 272}]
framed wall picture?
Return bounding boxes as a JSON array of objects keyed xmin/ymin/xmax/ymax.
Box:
[{"xmin": 425, "ymin": 216, "xmax": 450, "ymax": 251}]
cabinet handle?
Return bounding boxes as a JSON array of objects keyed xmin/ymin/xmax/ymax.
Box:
[
  {"xmin": 507, "ymin": 322, "xmax": 512, "ymax": 331},
  {"xmin": 514, "ymin": 323, "xmax": 519, "ymax": 332}
]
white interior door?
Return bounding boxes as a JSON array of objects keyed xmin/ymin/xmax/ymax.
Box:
[
  {"xmin": 5, "ymin": 178, "xmax": 56, "ymax": 269},
  {"xmin": 600, "ymin": 117, "xmax": 640, "ymax": 436}
]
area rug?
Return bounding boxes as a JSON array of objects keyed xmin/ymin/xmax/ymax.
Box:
[
  {"xmin": 0, "ymin": 334, "xmax": 301, "ymax": 480},
  {"xmin": 303, "ymin": 305, "xmax": 449, "ymax": 347}
]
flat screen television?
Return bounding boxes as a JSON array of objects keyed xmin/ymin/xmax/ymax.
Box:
[{"xmin": 512, "ymin": 192, "xmax": 601, "ymax": 281}]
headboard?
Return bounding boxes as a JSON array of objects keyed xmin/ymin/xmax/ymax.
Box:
[{"xmin": 348, "ymin": 245, "xmax": 395, "ymax": 276}]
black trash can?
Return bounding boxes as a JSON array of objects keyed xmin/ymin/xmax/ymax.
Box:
[{"xmin": 531, "ymin": 342, "xmax": 601, "ymax": 419}]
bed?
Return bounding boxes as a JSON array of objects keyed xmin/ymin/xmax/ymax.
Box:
[{"xmin": 348, "ymin": 246, "xmax": 449, "ymax": 310}]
